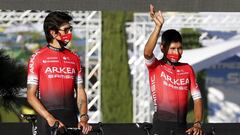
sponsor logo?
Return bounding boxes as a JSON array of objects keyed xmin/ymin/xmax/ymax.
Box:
[
  {"xmin": 62, "ymin": 56, "xmax": 75, "ymax": 64},
  {"xmin": 160, "ymin": 71, "xmax": 189, "ymax": 86},
  {"xmin": 63, "ymin": 56, "xmax": 70, "ymax": 61},
  {"xmin": 150, "ymin": 75, "xmax": 158, "ymax": 111},
  {"xmin": 29, "ymin": 52, "xmax": 40, "ymax": 73},
  {"xmin": 42, "ymin": 60, "xmax": 59, "ymax": 63},
  {"xmin": 48, "ymin": 74, "xmax": 74, "ymax": 79},
  {"xmin": 46, "ymin": 57, "xmax": 58, "ymax": 60},
  {"xmin": 45, "ymin": 67, "xmax": 76, "ymax": 74},
  {"xmin": 64, "ymin": 61, "xmax": 75, "ymax": 64}
]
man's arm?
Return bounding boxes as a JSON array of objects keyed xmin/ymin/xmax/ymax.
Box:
[
  {"xmin": 144, "ymin": 4, "xmax": 164, "ymax": 59},
  {"xmin": 27, "ymin": 84, "xmax": 64, "ymax": 127},
  {"xmin": 76, "ymin": 84, "xmax": 92, "ymax": 134},
  {"xmin": 77, "ymin": 84, "xmax": 88, "ymax": 117},
  {"xmin": 194, "ymin": 98, "xmax": 203, "ymax": 123},
  {"xmin": 186, "ymin": 98, "xmax": 203, "ymax": 135}
]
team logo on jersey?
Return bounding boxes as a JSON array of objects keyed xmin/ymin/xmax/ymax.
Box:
[
  {"xmin": 160, "ymin": 71, "xmax": 189, "ymax": 86},
  {"xmin": 63, "ymin": 56, "xmax": 70, "ymax": 61},
  {"xmin": 29, "ymin": 51, "xmax": 40, "ymax": 73},
  {"xmin": 150, "ymin": 75, "xmax": 158, "ymax": 111},
  {"xmin": 45, "ymin": 67, "xmax": 76, "ymax": 74},
  {"xmin": 63, "ymin": 56, "xmax": 75, "ymax": 64},
  {"xmin": 42, "ymin": 60, "xmax": 59, "ymax": 63}
]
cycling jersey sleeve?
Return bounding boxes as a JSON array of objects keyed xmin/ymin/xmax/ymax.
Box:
[
  {"xmin": 27, "ymin": 51, "xmax": 40, "ymax": 85},
  {"xmin": 145, "ymin": 55, "xmax": 159, "ymax": 69},
  {"xmin": 189, "ymin": 66, "xmax": 202, "ymax": 100},
  {"xmin": 75, "ymin": 54, "xmax": 83, "ymax": 85}
]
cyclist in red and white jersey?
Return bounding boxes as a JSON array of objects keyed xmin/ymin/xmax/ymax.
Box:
[
  {"xmin": 144, "ymin": 4, "xmax": 203, "ymax": 135},
  {"xmin": 27, "ymin": 11, "xmax": 92, "ymax": 135}
]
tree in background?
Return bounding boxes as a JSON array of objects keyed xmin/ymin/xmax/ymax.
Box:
[
  {"xmin": 102, "ymin": 11, "xmax": 133, "ymax": 122},
  {"xmin": 180, "ymin": 28, "xmax": 203, "ymax": 49},
  {"xmin": 0, "ymin": 49, "xmax": 27, "ymax": 121}
]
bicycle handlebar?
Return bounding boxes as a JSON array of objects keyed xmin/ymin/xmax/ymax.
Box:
[
  {"xmin": 49, "ymin": 121, "xmax": 216, "ymax": 135},
  {"xmin": 66, "ymin": 126, "xmax": 101, "ymax": 132},
  {"xmin": 136, "ymin": 122, "xmax": 215, "ymax": 135},
  {"xmin": 50, "ymin": 121, "xmax": 59, "ymax": 135},
  {"xmin": 21, "ymin": 114, "xmax": 37, "ymax": 123},
  {"xmin": 51, "ymin": 121, "xmax": 103, "ymax": 135}
]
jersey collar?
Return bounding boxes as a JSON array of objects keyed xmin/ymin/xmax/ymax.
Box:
[
  {"xmin": 47, "ymin": 44, "xmax": 65, "ymax": 52},
  {"xmin": 162, "ymin": 57, "xmax": 180, "ymax": 66}
]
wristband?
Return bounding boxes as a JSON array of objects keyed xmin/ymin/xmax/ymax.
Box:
[
  {"xmin": 80, "ymin": 114, "xmax": 89, "ymax": 121},
  {"xmin": 194, "ymin": 121, "xmax": 202, "ymax": 125},
  {"xmin": 193, "ymin": 121, "xmax": 202, "ymax": 128}
]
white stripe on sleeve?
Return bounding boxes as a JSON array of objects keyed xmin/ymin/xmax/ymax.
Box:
[
  {"xmin": 76, "ymin": 75, "xmax": 83, "ymax": 84},
  {"xmin": 192, "ymin": 90, "xmax": 202, "ymax": 100},
  {"xmin": 27, "ymin": 75, "xmax": 38, "ymax": 85},
  {"xmin": 145, "ymin": 55, "xmax": 156, "ymax": 66}
]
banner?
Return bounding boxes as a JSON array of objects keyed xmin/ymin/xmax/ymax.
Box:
[{"xmin": 206, "ymin": 55, "xmax": 240, "ymax": 122}]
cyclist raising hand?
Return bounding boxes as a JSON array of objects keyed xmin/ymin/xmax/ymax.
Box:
[{"xmin": 144, "ymin": 4, "xmax": 203, "ymax": 135}]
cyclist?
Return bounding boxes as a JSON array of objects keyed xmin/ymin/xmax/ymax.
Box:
[
  {"xmin": 27, "ymin": 11, "xmax": 92, "ymax": 135},
  {"xmin": 144, "ymin": 4, "xmax": 203, "ymax": 135}
]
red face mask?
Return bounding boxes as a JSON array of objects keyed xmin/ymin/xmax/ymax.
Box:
[
  {"xmin": 166, "ymin": 53, "xmax": 181, "ymax": 63},
  {"xmin": 60, "ymin": 33, "xmax": 72, "ymax": 45}
]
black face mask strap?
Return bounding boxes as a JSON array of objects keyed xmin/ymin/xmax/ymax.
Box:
[
  {"xmin": 57, "ymin": 40, "xmax": 67, "ymax": 48},
  {"xmin": 47, "ymin": 44, "xmax": 65, "ymax": 51}
]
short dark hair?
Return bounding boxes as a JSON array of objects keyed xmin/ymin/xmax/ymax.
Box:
[
  {"xmin": 43, "ymin": 11, "xmax": 73, "ymax": 43},
  {"xmin": 161, "ymin": 29, "xmax": 182, "ymax": 49}
]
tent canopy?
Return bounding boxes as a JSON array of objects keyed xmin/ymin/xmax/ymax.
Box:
[{"xmin": 180, "ymin": 38, "xmax": 240, "ymax": 72}]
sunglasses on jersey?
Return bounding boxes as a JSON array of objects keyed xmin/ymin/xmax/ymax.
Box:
[{"xmin": 58, "ymin": 26, "xmax": 73, "ymax": 33}]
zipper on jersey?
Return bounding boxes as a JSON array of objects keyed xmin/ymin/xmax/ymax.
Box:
[
  {"xmin": 172, "ymin": 64, "xmax": 180, "ymax": 124},
  {"xmin": 58, "ymin": 51, "xmax": 66, "ymax": 107}
]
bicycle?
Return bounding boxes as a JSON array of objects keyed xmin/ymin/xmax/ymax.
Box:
[
  {"xmin": 22, "ymin": 114, "xmax": 103, "ymax": 135},
  {"xmin": 21, "ymin": 114, "xmax": 37, "ymax": 135}
]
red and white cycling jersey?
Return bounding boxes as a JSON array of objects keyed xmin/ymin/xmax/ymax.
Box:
[
  {"xmin": 145, "ymin": 56, "xmax": 201, "ymax": 123},
  {"xmin": 27, "ymin": 45, "xmax": 83, "ymax": 110}
]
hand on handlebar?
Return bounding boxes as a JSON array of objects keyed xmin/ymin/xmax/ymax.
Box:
[
  {"xmin": 78, "ymin": 120, "xmax": 92, "ymax": 135},
  {"xmin": 47, "ymin": 116, "xmax": 66, "ymax": 134},
  {"xmin": 186, "ymin": 125, "xmax": 202, "ymax": 135}
]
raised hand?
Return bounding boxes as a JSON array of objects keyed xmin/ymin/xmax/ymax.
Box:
[{"xmin": 149, "ymin": 4, "xmax": 164, "ymax": 28}]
